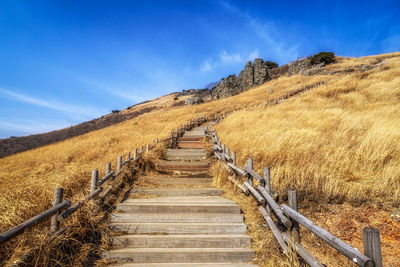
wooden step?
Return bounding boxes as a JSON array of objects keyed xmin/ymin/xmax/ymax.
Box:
[
  {"xmin": 167, "ymin": 149, "xmax": 205, "ymax": 154},
  {"xmin": 156, "ymin": 160, "xmax": 209, "ymax": 173},
  {"xmin": 111, "ymin": 213, "xmax": 243, "ymax": 223},
  {"xmin": 111, "ymin": 234, "xmax": 251, "ymax": 248},
  {"xmin": 165, "ymin": 155, "xmax": 207, "ymax": 161},
  {"xmin": 122, "ymin": 196, "xmax": 234, "ymax": 203},
  {"xmin": 115, "ymin": 202, "xmax": 241, "ymax": 214},
  {"xmin": 110, "ymin": 264, "xmax": 259, "ymax": 267},
  {"xmin": 157, "ymin": 160, "xmax": 210, "ymax": 168},
  {"xmin": 178, "ymin": 142, "xmax": 206, "ymax": 149},
  {"xmin": 131, "ymin": 188, "xmax": 224, "ymax": 196},
  {"xmin": 179, "ymin": 136, "xmax": 204, "ymax": 142},
  {"xmin": 166, "ymin": 149, "xmax": 206, "ymax": 161},
  {"xmin": 103, "ymin": 247, "xmax": 255, "ymax": 263},
  {"xmin": 142, "ymin": 177, "xmax": 213, "ymax": 185},
  {"xmin": 109, "ymin": 222, "xmax": 247, "ymax": 234}
]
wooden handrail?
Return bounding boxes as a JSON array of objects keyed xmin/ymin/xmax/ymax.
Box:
[
  {"xmin": 0, "ymin": 200, "xmax": 71, "ymax": 244},
  {"xmin": 281, "ymin": 204, "xmax": 373, "ymax": 267}
]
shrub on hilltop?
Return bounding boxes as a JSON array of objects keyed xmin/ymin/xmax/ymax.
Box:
[
  {"xmin": 310, "ymin": 52, "xmax": 336, "ymax": 65},
  {"xmin": 265, "ymin": 60, "xmax": 279, "ymax": 69}
]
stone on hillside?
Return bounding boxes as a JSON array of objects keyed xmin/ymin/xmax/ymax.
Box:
[
  {"xmin": 211, "ymin": 58, "xmax": 277, "ymax": 100},
  {"xmin": 185, "ymin": 96, "xmax": 204, "ymax": 105}
]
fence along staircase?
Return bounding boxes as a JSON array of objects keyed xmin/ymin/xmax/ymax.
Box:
[{"xmin": 103, "ymin": 126, "xmax": 259, "ymax": 266}]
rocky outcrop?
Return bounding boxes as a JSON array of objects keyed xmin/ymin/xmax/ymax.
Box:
[
  {"xmin": 268, "ymin": 58, "xmax": 312, "ymax": 79},
  {"xmin": 185, "ymin": 96, "xmax": 204, "ymax": 105},
  {"xmin": 211, "ymin": 58, "xmax": 274, "ymax": 99}
]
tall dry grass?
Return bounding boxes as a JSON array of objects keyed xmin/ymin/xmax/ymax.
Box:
[{"xmin": 214, "ymin": 55, "xmax": 400, "ymax": 206}]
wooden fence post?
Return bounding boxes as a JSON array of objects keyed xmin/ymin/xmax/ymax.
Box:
[
  {"xmin": 232, "ymin": 151, "xmax": 236, "ymax": 167},
  {"xmin": 156, "ymin": 138, "xmax": 159, "ymax": 144},
  {"xmin": 264, "ymin": 167, "xmax": 271, "ymax": 192},
  {"xmin": 106, "ymin": 162, "xmax": 111, "ymax": 174},
  {"xmin": 363, "ymin": 228, "xmax": 382, "ymax": 267},
  {"xmin": 222, "ymin": 144, "xmax": 225, "ymax": 160},
  {"xmin": 117, "ymin": 156, "xmax": 122, "ymax": 172},
  {"xmin": 146, "ymin": 144, "xmax": 150, "ymax": 152},
  {"xmin": 247, "ymin": 158, "xmax": 253, "ymax": 186},
  {"xmin": 288, "ymin": 190, "xmax": 300, "ymax": 243},
  {"xmin": 264, "ymin": 167, "xmax": 271, "ymax": 213},
  {"xmin": 91, "ymin": 170, "xmax": 98, "ymax": 194},
  {"xmin": 133, "ymin": 148, "xmax": 137, "ymax": 160},
  {"xmin": 50, "ymin": 187, "xmax": 64, "ymax": 233},
  {"xmin": 226, "ymin": 147, "xmax": 230, "ymax": 161},
  {"xmin": 127, "ymin": 152, "xmax": 130, "ymax": 160}
]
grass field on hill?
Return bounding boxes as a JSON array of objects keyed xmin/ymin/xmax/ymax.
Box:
[
  {"xmin": 0, "ymin": 52, "xmax": 399, "ymax": 265},
  {"xmin": 214, "ymin": 52, "xmax": 400, "ymax": 266}
]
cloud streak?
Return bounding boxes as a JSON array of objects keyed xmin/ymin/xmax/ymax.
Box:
[
  {"xmin": 0, "ymin": 119, "xmax": 71, "ymax": 136},
  {"xmin": 0, "ymin": 87, "xmax": 104, "ymax": 120},
  {"xmin": 219, "ymin": 0, "xmax": 300, "ymax": 64},
  {"xmin": 200, "ymin": 49, "xmax": 258, "ymax": 72}
]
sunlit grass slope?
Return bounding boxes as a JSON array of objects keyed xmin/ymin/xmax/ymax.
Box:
[
  {"xmin": 215, "ymin": 52, "xmax": 400, "ymax": 206},
  {"xmin": 0, "ymin": 52, "xmax": 399, "ymax": 264}
]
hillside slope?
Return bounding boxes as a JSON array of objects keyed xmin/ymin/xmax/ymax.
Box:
[
  {"xmin": 0, "ymin": 92, "xmax": 191, "ymax": 158},
  {"xmin": 0, "ymin": 52, "xmax": 399, "ymax": 265}
]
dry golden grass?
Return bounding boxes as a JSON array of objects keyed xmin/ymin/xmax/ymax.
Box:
[
  {"xmin": 215, "ymin": 54, "xmax": 400, "ymax": 206},
  {"xmin": 213, "ymin": 52, "xmax": 400, "ymax": 266},
  {"xmin": 0, "ymin": 51, "xmax": 399, "ymax": 265}
]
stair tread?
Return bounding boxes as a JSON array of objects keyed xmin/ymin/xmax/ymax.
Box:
[
  {"xmin": 114, "ymin": 234, "xmax": 250, "ymax": 239},
  {"xmin": 111, "ymin": 264, "xmax": 259, "ymax": 267},
  {"xmin": 111, "ymin": 213, "xmax": 243, "ymax": 223},
  {"xmin": 123, "ymin": 196, "xmax": 233, "ymax": 202},
  {"xmin": 131, "ymin": 188, "xmax": 224, "ymax": 196},
  {"xmin": 107, "ymin": 248, "xmax": 255, "ymax": 252}
]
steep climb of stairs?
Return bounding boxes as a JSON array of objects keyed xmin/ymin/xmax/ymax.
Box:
[{"xmin": 103, "ymin": 126, "xmax": 259, "ymax": 266}]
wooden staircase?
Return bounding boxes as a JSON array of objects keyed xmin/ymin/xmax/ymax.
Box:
[{"xmin": 103, "ymin": 126, "xmax": 259, "ymax": 266}]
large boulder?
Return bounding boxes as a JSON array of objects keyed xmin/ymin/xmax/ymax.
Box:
[{"xmin": 185, "ymin": 96, "xmax": 204, "ymax": 105}]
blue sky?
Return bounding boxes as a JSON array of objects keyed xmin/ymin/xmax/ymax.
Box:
[{"xmin": 0, "ymin": 0, "xmax": 399, "ymax": 138}]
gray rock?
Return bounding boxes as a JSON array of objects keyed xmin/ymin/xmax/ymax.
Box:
[
  {"xmin": 185, "ymin": 96, "xmax": 204, "ymax": 105},
  {"xmin": 211, "ymin": 58, "xmax": 274, "ymax": 100}
]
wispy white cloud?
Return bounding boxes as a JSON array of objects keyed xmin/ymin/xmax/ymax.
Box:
[
  {"xmin": 199, "ymin": 50, "xmax": 257, "ymax": 72},
  {"xmin": 0, "ymin": 87, "xmax": 104, "ymax": 120},
  {"xmin": 0, "ymin": 119, "xmax": 71, "ymax": 136},
  {"xmin": 110, "ymin": 90, "xmax": 155, "ymax": 103},
  {"xmin": 248, "ymin": 49, "xmax": 259, "ymax": 60},
  {"xmin": 218, "ymin": 0, "xmax": 299, "ymax": 64},
  {"xmin": 218, "ymin": 50, "xmax": 242, "ymax": 63},
  {"xmin": 200, "ymin": 61, "xmax": 213, "ymax": 72}
]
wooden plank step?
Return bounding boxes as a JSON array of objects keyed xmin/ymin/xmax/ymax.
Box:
[
  {"xmin": 167, "ymin": 149, "xmax": 205, "ymax": 154},
  {"xmin": 110, "ymin": 234, "xmax": 251, "ymax": 248},
  {"xmin": 110, "ymin": 263, "xmax": 259, "ymax": 267},
  {"xmin": 102, "ymin": 247, "xmax": 255, "ymax": 263},
  {"xmin": 131, "ymin": 188, "xmax": 223, "ymax": 196},
  {"xmin": 178, "ymin": 142, "xmax": 206, "ymax": 149},
  {"xmin": 179, "ymin": 136, "xmax": 204, "ymax": 141},
  {"xmin": 122, "ymin": 196, "xmax": 234, "ymax": 203},
  {"xmin": 165, "ymin": 155, "xmax": 207, "ymax": 161},
  {"xmin": 157, "ymin": 161, "xmax": 210, "ymax": 168},
  {"xmin": 109, "ymin": 222, "xmax": 247, "ymax": 234},
  {"xmin": 115, "ymin": 202, "xmax": 241, "ymax": 214},
  {"xmin": 142, "ymin": 177, "xmax": 213, "ymax": 185},
  {"xmin": 111, "ymin": 213, "xmax": 243, "ymax": 223},
  {"xmin": 156, "ymin": 161, "xmax": 209, "ymax": 172}
]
